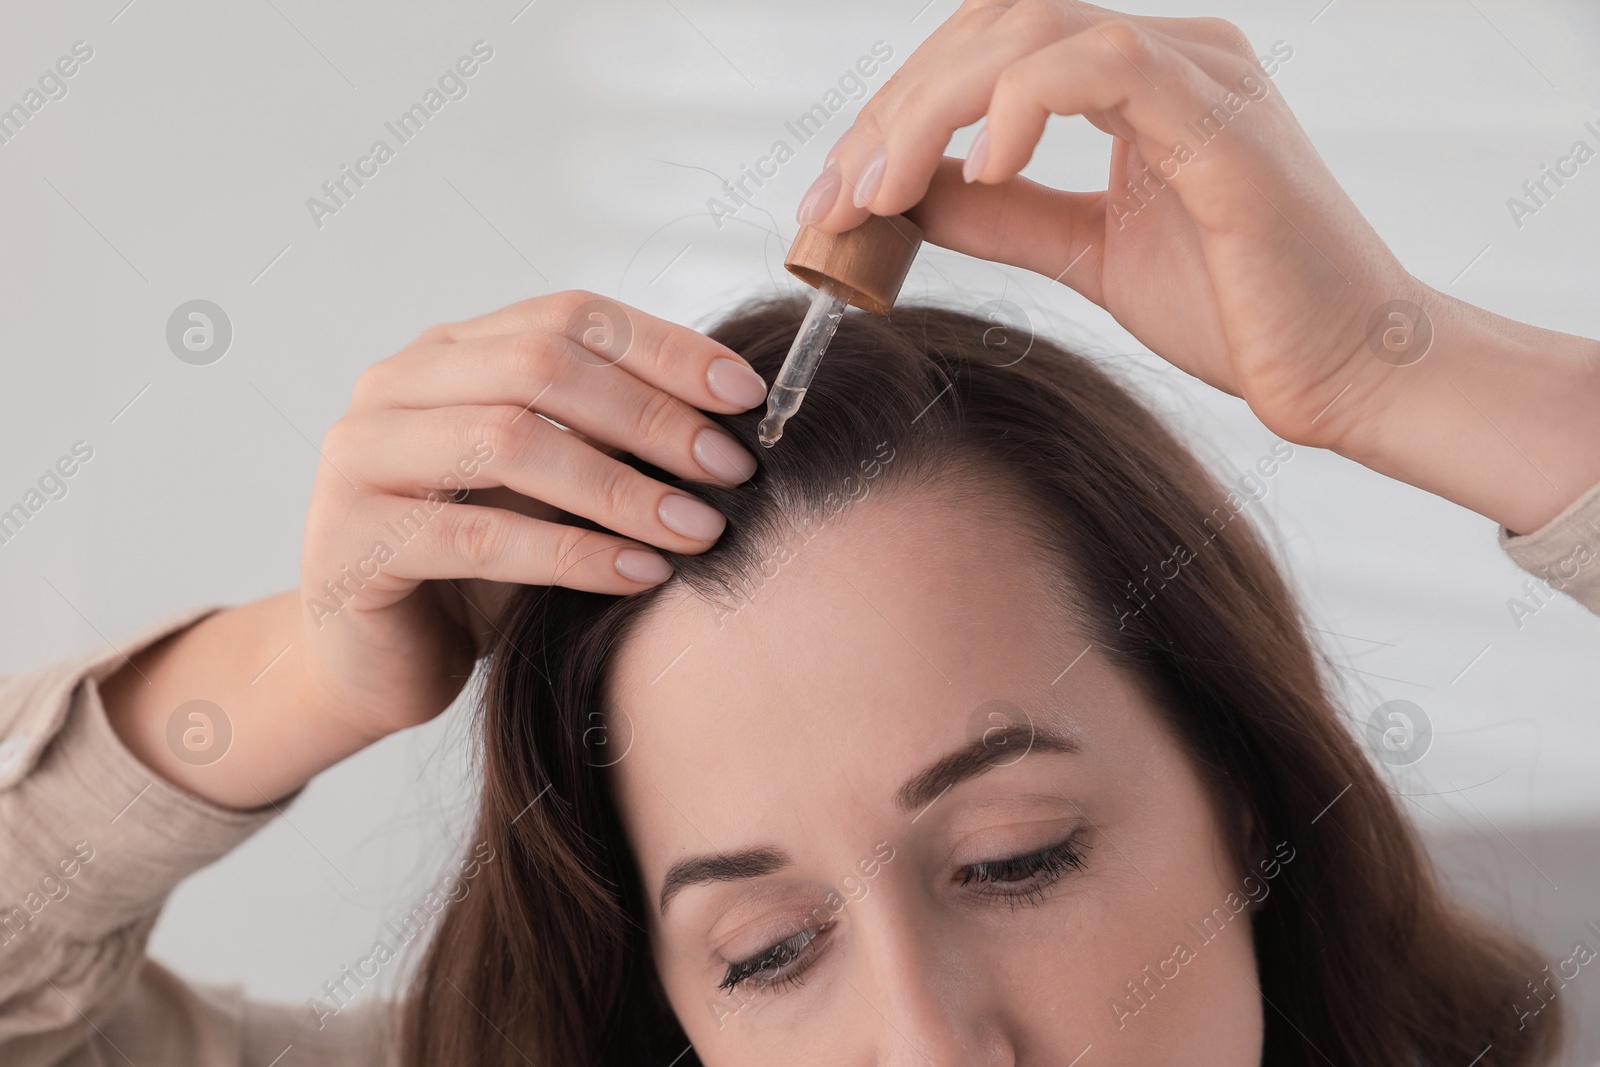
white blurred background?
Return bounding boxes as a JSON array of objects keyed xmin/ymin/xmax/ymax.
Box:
[{"xmin": 2, "ymin": 0, "xmax": 1598, "ymax": 1060}]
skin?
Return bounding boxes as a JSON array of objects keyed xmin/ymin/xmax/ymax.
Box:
[
  {"xmin": 804, "ymin": 0, "xmax": 1600, "ymax": 537},
  {"xmin": 89, "ymin": 0, "xmax": 1598, "ymax": 1057},
  {"xmin": 610, "ymin": 484, "xmax": 1264, "ymax": 1064},
  {"xmin": 103, "ymin": 5, "xmax": 1600, "ymax": 813},
  {"xmin": 102, "ymin": 291, "xmax": 770, "ymax": 807}
]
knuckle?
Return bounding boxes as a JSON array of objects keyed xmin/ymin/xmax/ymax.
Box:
[
  {"xmin": 350, "ymin": 359, "xmax": 395, "ymax": 410},
  {"xmin": 476, "ymin": 406, "xmax": 531, "ymax": 467},
  {"xmin": 416, "ymin": 322, "xmax": 453, "ymax": 346},
  {"xmin": 447, "ymin": 508, "xmax": 502, "ymax": 566},
  {"xmin": 652, "ymin": 325, "xmax": 698, "ymax": 371},
  {"xmin": 501, "ymin": 328, "xmax": 549, "ymax": 367},
  {"xmin": 633, "ymin": 389, "xmax": 684, "ymax": 453},
  {"xmin": 1096, "ymin": 18, "xmax": 1151, "ymax": 62},
  {"xmin": 491, "ymin": 295, "xmax": 541, "ymax": 330},
  {"xmin": 545, "ymin": 288, "xmax": 598, "ymax": 323},
  {"xmin": 895, "ymin": 82, "xmax": 939, "ymax": 129},
  {"xmin": 854, "ymin": 99, "xmax": 890, "ymax": 140},
  {"xmin": 550, "ymin": 522, "xmax": 602, "ymax": 580},
  {"xmin": 955, "ymin": 0, "xmax": 1011, "ymax": 32},
  {"xmin": 992, "ymin": 61, "xmax": 1027, "ymax": 103},
  {"xmin": 500, "ymin": 331, "xmax": 564, "ymax": 395},
  {"xmin": 593, "ymin": 462, "xmax": 640, "ymax": 522},
  {"xmin": 1190, "ymin": 16, "xmax": 1251, "ymax": 56},
  {"xmin": 320, "ymin": 417, "xmax": 360, "ymax": 463},
  {"xmin": 1009, "ymin": 0, "xmax": 1067, "ymax": 38}
]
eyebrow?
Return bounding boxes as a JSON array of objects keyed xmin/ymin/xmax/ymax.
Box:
[
  {"xmin": 655, "ymin": 719, "xmax": 1079, "ymax": 914},
  {"xmin": 895, "ymin": 722, "xmax": 1080, "ymax": 813},
  {"xmin": 659, "ymin": 847, "xmax": 791, "ymax": 914}
]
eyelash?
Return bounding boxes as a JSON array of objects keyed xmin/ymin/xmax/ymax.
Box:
[
  {"xmin": 718, "ymin": 923, "xmax": 831, "ymax": 994},
  {"xmin": 717, "ymin": 834, "xmax": 1089, "ymax": 995},
  {"xmin": 959, "ymin": 833, "xmax": 1090, "ymax": 908}
]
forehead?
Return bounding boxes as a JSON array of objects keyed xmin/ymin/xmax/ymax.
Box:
[{"xmin": 605, "ymin": 488, "xmax": 1161, "ymax": 840}]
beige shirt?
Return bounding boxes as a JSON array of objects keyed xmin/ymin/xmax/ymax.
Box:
[{"xmin": 4, "ymin": 482, "xmax": 1600, "ymax": 1066}]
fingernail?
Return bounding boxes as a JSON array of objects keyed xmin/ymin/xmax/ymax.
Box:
[
  {"xmin": 963, "ymin": 126, "xmax": 989, "ymax": 183},
  {"xmin": 660, "ymin": 492, "xmax": 727, "ymax": 540},
  {"xmin": 852, "ymin": 146, "xmax": 887, "ymax": 209},
  {"xmin": 707, "ymin": 356, "xmax": 768, "ymax": 408},
  {"xmin": 796, "ymin": 163, "xmax": 842, "ymax": 226},
  {"xmin": 693, "ymin": 426, "xmax": 758, "ymax": 483},
  {"xmin": 615, "ymin": 547, "xmax": 672, "ymax": 584}
]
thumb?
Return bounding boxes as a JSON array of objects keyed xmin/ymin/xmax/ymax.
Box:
[{"xmin": 904, "ymin": 157, "xmax": 1108, "ymax": 306}]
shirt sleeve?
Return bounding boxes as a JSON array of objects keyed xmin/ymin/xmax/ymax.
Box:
[
  {"xmin": 1497, "ymin": 473, "xmax": 1600, "ymax": 616},
  {"xmin": 0, "ymin": 606, "xmax": 398, "ymax": 1067}
]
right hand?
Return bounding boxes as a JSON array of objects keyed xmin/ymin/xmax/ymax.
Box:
[
  {"xmin": 294, "ymin": 290, "xmax": 767, "ymax": 744},
  {"xmin": 807, "ymin": 2, "xmax": 1415, "ymax": 456}
]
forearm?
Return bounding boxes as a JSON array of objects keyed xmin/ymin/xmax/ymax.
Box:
[
  {"xmin": 1337, "ymin": 283, "xmax": 1600, "ymax": 535},
  {"xmin": 99, "ymin": 591, "xmax": 380, "ymax": 811},
  {"xmin": 0, "ymin": 618, "xmax": 378, "ymax": 1065}
]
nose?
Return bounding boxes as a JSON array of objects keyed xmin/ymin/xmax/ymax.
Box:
[
  {"xmin": 866, "ymin": 989, "xmax": 984, "ymax": 1067},
  {"xmin": 847, "ymin": 902, "xmax": 1015, "ymax": 1067}
]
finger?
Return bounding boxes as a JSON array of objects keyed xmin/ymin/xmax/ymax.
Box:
[
  {"xmin": 1109, "ymin": 136, "xmax": 1214, "ymax": 252},
  {"xmin": 328, "ymin": 405, "xmax": 734, "ymax": 554},
  {"xmin": 810, "ymin": 4, "xmax": 1265, "ymax": 230},
  {"xmin": 394, "ymin": 290, "xmax": 769, "ymax": 416},
  {"xmin": 817, "ymin": 0, "xmax": 1152, "ymax": 229},
  {"xmin": 904, "ymin": 158, "xmax": 1106, "ymax": 305},
  {"xmin": 349, "ymin": 332, "xmax": 760, "ymax": 487},
  {"xmin": 1138, "ymin": 17, "xmax": 1278, "ymax": 84},
  {"xmin": 812, "ymin": 1, "xmax": 1016, "ymax": 218},
  {"xmin": 832, "ymin": 1, "xmax": 1090, "ymax": 224},
  {"xmin": 816, "ymin": 1, "xmax": 1059, "ymax": 230},
  {"xmin": 329, "ymin": 493, "xmax": 676, "ymax": 596},
  {"xmin": 978, "ymin": 21, "xmax": 1264, "ymax": 235}
]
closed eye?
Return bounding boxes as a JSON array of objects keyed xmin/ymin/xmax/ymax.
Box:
[
  {"xmin": 719, "ymin": 922, "xmax": 832, "ymax": 994},
  {"xmin": 960, "ymin": 833, "xmax": 1089, "ymax": 908},
  {"xmin": 716, "ymin": 834, "xmax": 1090, "ymax": 998}
]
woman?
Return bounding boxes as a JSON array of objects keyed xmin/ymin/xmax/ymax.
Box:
[{"xmin": 3, "ymin": 3, "xmax": 1599, "ymax": 1065}]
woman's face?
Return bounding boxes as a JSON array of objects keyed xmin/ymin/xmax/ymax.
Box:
[{"xmin": 608, "ymin": 486, "xmax": 1266, "ymax": 1065}]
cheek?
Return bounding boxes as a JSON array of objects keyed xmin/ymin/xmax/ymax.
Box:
[
  {"xmin": 652, "ymin": 926, "xmax": 731, "ymax": 1041},
  {"xmin": 967, "ymin": 746, "xmax": 1261, "ymax": 1065},
  {"xmin": 979, "ymin": 874, "xmax": 1262, "ymax": 1066}
]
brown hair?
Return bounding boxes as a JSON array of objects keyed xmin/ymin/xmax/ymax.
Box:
[{"xmin": 398, "ymin": 295, "xmax": 1561, "ymax": 1066}]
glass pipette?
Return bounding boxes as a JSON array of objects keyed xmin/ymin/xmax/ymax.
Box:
[{"xmin": 757, "ymin": 276, "xmax": 853, "ymax": 448}]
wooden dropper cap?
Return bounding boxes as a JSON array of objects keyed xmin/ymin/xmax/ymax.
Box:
[{"xmin": 784, "ymin": 213, "xmax": 923, "ymax": 316}]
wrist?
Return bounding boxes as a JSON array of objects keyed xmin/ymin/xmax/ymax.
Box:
[
  {"xmin": 1331, "ymin": 281, "xmax": 1600, "ymax": 534},
  {"xmin": 101, "ymin": 592, "xmax": 381, "ymax": 811}
]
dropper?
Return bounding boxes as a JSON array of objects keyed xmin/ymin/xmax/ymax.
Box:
[
  {"xmin": 757, "ymin": 276, "xmax": 851, "ymax": 446},
  {"xmin": 758, "ymin": 212, "xmax": 924, "ymax": 447}
]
